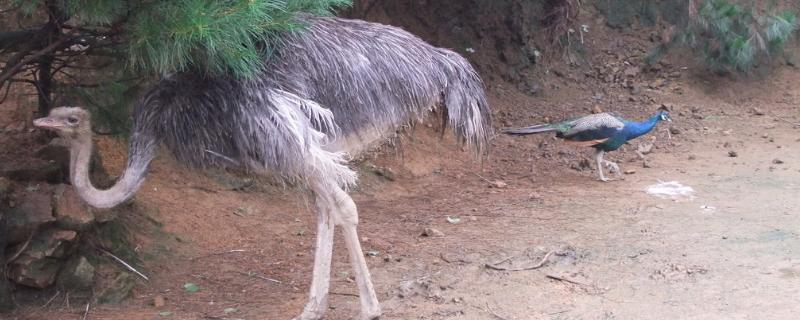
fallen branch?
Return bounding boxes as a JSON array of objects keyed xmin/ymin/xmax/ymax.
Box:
[
  {"xmin": 546, "ymin": 273, "xmax": 590, "ymax": 286},
  {"xmin": 99, "ymin": 248, "xmax": 149, "ymax": 281},
  {"xmin": 486, "ymin": 250, "xmax": 555, "ymax": 271},
  {"xmin": 81, "ymin": 303, "xmax": 90, "ymax": 320},
  {"xmin": 41, "ymin": 290, "xmax": 60, "ymax": 309},
  {"xmin": 238, "ymin": 271, "xmax": 282, "ymax": 284},
  {"xmin": 330, "ymin": 291, "xmax": 359, "ymax": 297}
]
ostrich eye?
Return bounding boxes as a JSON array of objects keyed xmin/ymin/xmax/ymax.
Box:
[{"xmin": 67, "ymin": 116, "xmax": 79, "ymax": 125}]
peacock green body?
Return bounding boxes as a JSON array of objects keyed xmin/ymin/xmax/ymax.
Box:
[{"xmin": 502, "ymin": 108, "xmax": 671, "ymax": 181}]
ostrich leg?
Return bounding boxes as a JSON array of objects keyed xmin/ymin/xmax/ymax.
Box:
[
  {"xmin": 294, "ymin": 193, "xmax": 336, "ymax": 320},
  {"xmin": 312, "ymin": 181, "xmax": 381, "ymax": 320}
]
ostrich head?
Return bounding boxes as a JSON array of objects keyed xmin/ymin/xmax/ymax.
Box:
[{"xmin": 33, "ymin": 106, "xmax": 92, "ymax": 139}]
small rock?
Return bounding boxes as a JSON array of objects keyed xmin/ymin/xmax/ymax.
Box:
[
  {"xmin": 728, "ymin": 151, "xmax": 738, "ymax": 157},
  {"xmin": 153, "ymin": 295, "xmax": 166, "ymax": 307},
  {"xmin": 752, "ymin": 107, "xmax": 765, "ymax": 116},
  {"xmin": 630, "ymin": 84, "xmax": 642, "ymax": 95},
  {"xmin": 57, "ymin": 256, "xmax": 95, "ymax": 290},
  {"xmin": 623, "ymin": 66, "xmax": 640, "ymax": 77},
  {"xmin": 488, "ymin": 180, "xmax": 507, "ymax": 189},
  {"xmin": 6, "ymin": 191, "xmax": 56, "ymax": 244},
  {"xmin": 648, "ymin": 78, "xmax": 666, "ymax": 89},
  {"xmin": 688, "ymin": 154, "xmax": 697, "ymax": 160},
  {"xmin": 53, "ymin": 184, "xmax": 96, "ymax": 231},
  {"xmin": 97, "ymin": 272, "xmax": 136, "ymax": 304},
  {"xmin": 773, "ymin": 158, "xmax": 784, "ymax": 164},
  {"xmin": 761, "ymin": 133, "xmax": 769, "ymax": 139},
  {"xmin": 422, "ymin": 228, "xmax": 445, "ymax": 237},
  {"xmin": 669, "ymin": 126, "xmax": 681, "ymax": 135},
  {"xmin": 9, "ymin": 256, "xmax": 60, "ymax": 289},
  {"xmin": 624, "ymin": 169, "xmax": 637, "ymax": 175},
  {"xmin": 373, "ymin": 167, "xmax": 396, "ymax": 181}
]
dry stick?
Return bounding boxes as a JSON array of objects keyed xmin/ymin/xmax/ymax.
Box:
[
  {"xmin": 330, "ymin": 291, "xmax": 359, "ymax": 297},
  {"xmin": 81, "ymin": 303, "xmax": 90, "ymax": 320},
  {"xmin": 7, "ymin": 228, "xmax": 36, "ymax": 262},
  {"xmin": 546, "ymin": 274, "xmax": 590, "ymax": 286},
  {"xmin": 238, "ymin": 271, "xmax": 282, "ymax": 284},
  {"xmin": 40, "ymin": 290, "xmax": 60, "ymax": 309},
  {"xmin": 99, "ymin": 248, "xmax": 149, "ymax": 281},
  {"xmin": 485, "ymin": 250, "xmax": 555, "ymax": 271},
  {"xmin": 474, "ymin": 173, "xmax": 493, "ymax": 183}
]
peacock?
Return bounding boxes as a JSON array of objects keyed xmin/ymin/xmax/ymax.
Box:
[{"xmin": 502, "ymin": 107, "xmax": 671, "ymax": 181}]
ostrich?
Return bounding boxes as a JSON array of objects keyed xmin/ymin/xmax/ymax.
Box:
[{"xmin": 33, "ymin": 15, "xmax": 491, "ymax": 320}]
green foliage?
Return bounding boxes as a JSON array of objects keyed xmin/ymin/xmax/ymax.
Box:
[
  {"xmin": 654, "ymin": 0, "xmax": 798, "ymax": 73},
  {"xmin": 126, "ymin": 0, "xmax": 350, "ymax": 77},
  {"xmin": 1, "ymin": 0, "xmax": 350, "ymax": 135}
]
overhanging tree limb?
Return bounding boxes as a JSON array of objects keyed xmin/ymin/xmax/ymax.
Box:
[{"xmin": 0, "ymin": 31, "xmax": 75, "ymax": 90}]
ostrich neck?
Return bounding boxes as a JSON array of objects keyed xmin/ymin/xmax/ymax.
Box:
[{"xmin": 69, "ymin": 134, "xmax": 148, "ymax": 209}]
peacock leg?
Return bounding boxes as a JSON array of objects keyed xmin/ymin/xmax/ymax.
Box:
[{"xmin": 594, "ymin": 149, "xmax": 610, "ymax": 182}]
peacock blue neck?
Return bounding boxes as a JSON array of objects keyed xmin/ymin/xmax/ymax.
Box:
[{"xmin": 623, "ymin": 113, "xmax": 662, "ymax": 140}]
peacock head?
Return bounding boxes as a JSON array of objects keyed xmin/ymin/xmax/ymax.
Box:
[
  {"xmin": 656, "ymin": 106, "xmax": 672, "ymax": 122},
  {"xmin": 33, "ymin": 106, "xmax": 92, "ymax": 139}
]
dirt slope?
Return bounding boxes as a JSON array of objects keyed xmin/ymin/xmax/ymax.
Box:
[{"xmin": 5, "ymin": 3, "xmax": 800, "ymax": 320}]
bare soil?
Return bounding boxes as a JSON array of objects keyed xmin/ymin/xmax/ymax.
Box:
[{"xmin": 4, "ymin": 7, "xmax": 800, "ymax": 320}]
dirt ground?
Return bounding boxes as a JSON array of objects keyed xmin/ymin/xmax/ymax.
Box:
[
  {"xmin": 5, "ymin": 56, "xmax": 798, "ymax": 320},
  {"xmin": 5, "ymin": 6, "xmax": 800, "ymax": 320}
]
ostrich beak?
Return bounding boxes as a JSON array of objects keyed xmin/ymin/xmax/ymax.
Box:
[{"xmin": 33, "ymin": 117, "xmax": 61, "ymax": 129}]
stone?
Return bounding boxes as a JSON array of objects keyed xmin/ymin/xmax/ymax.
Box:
[
  {"xmin": 97, "ymin": 272, "xmax": 136, "ymax": 304},
  {"xmin": 422, "ymin": 228, "xmax": 445, "ymax": 237},
  {"xmin": 669, "ymin": 126, "xmax": 681, "ymax": 135},
  {"xmin": 9, "ymin": 255, "xmax": 61, "ymax": 289},
  {"xmin": 773, "ymin": 158, "xmax": 784, "ymax": 164},
  {"xmin": 752, "ymin": 107, "xmax": 765, "ymax": 116},
  {"xmin": 6, "ymin": 191, "xmax": 55, "ymax": 244},
  {"xmin": 57, "ymin": 256, "xmax": 95, "ymax": 290},
  {"xmin": 53, "ymin": 184, "xmax": 95, "ymax": 231},
  {"xmin": 488, "ymin": 180, "xmax": 507, "ymax": 188},
  {"xmin": 153, "ymin": 295, "xmax": 166, "ymax": 307},
  {"xmin": 373, "ymin": 167, "xmax": 396, "ymax": 181},
  {"xmin": 623, "ymin": 66, "xmax": 640, "ymax": 77},
  {"xmin": 2, "ymin": 161, "xmax": 65, "ymax": 184},
  {"xmin": 728, "ymin": 151, "xmax": 738, "ymax": 157},
  {"xmin": 20, "ymin": 228, "xmax": 78, "ymax": 260}
]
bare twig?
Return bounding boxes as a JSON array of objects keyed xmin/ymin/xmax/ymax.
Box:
[
  {"xmin": 330, "ymin": 291, "xmax": 359, "ymax": 297},
  {"xmin": 0, "ymin": 31, "xmax": 76, "ymax": 86},
  {"xmin": 773, "ymin": 113, "xmax": 800, "ymax": 127},
  {"xmin": 81, "ymin": 303, "xmax": 90, "ymax": 320},
  {"xmin": 238, "ymin": 271, "xmax": 282, "ymax": 284},
  {"xmin": 40, "ymin": 290, "xmax": 60, "ymax": 309},
  {"xmin": 99, "ymin": 248, "xmax": 149, "ymax": 281},
  {"xmin": 474, "ymin": 173, "xmax": 493, "ymax": 183},
  {"xmin": 546, "ymin": 273, "xmax": 590, "ymax": 286},
  {"xmin": 7, "ymin": 228, "xmax": 36, "ymax": 263},
  {"xmin": 486, "ymin": 250, "xmax": 555, "ymax": 271}
]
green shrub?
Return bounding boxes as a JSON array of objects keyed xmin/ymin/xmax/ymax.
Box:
[{"xmin": 650, "ymin": 0, "xmax": 797, "ymax": 73}]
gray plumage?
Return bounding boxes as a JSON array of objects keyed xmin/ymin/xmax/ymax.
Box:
[
  {"xmin": 129, "ymin": 14, "xmax": 492, "ymax": 188},
  {"xmin": 35, "ymin": 14, "xmax": 493, "ymax": 319}
]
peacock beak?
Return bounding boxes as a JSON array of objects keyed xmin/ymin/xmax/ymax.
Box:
[{"xmin": 33, "ymin": 117, "xmax": 62, "ymax": 129}]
